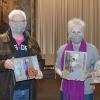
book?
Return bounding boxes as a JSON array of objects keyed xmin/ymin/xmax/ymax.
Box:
[
  {"xmin": 12, "ymin": 56, "xmax": 42, "ymax": 82},
  {"xmin": 91, "ymin": 60, "xmax": 100, "ymax": 83},
  {"xmin": 62, "ymin": 51, "xmax": 87, "ymax": 81}
]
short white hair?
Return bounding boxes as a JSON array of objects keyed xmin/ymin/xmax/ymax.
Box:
[
  {"xmin": 68, "ymin": 18, "xmax": 86, "ymax": 33},
  {"xmin": 8, "ymin": 9, "xmax": 26, "ymax": 20}
]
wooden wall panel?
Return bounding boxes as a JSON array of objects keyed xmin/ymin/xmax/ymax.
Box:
[
  {"xmin": 0, "ymin": 0, "xmax": 31, "ymax": 32},
  {"xmin": 0, "ymin": 1, "xmax": 2, "ymax": 25}
]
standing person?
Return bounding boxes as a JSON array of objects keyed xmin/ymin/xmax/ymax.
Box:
[
  {"xmin": 55, "ymin": 18, "xmax": 99, "ymax": 100},
  {"xmin": 0, "ymin": 9, "xmax": 43, "ymax": 100}
]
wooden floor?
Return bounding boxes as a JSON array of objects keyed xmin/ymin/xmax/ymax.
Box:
[
  {"xmin": 93, "ymin": 83, "xmax": 100, "ymax": 100},
  {"xmin": 37, "ymin": 79, "xmax": 100, "ymax": 100},
  {"xmin": 37, "ymin": 78, "xmax": 61, "ymax": 100}
]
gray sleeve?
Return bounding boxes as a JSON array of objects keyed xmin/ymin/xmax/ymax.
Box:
[
  {"xmin": 55, "ymin": 49, "xmax": 62, "ymax": 69},
  {"xmin": 90, "ymin": 45, "xmax": 99, "ymax": 71},
  {"xmin": 55, "ymin": 45, "xmax": 65, "ymax": 70}
]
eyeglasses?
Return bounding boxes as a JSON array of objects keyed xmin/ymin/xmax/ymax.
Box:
[{"xmin": 10, "ymin": 20, "xmax": 26, "ymax": 23}]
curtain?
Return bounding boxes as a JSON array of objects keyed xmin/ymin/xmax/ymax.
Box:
[{"xmin": 35, "ymin": 0, "xmax": 100, "ymax": 54}]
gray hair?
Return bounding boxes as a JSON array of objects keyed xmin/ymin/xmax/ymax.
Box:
[
  {"xmin": 8, "ymin": 9, "xmax": 26, "ymax": 20},
  {"xmin": 68, "ymin": 18, "xmax": 86, "ymax": 33}
]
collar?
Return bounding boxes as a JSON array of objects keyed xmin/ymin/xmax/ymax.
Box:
[{"xmin": 0, "ymin": 28, "xmax": 30, "ymax": 43}]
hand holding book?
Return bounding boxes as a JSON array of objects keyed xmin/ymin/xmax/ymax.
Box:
[
  {"xmin": 62, "ymin": 69, "xmax": 70, "ymax": 78},
  {"xmin": 35, "ymin": 70, "xmax": 43, "ymax": 79},
  {"xmin": 55, "ymin": 67, "xmax": 69, "ymax": 78},
  {"xmin": 4, "ymin": 59, "xmax": 14, "ymax": 70}
]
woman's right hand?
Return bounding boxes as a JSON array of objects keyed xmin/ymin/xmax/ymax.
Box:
[
  {"xmin": 55, "ymin": 68, "xmax": 62, "ymax": 77},
  {"xmin": 4, "ymin": 59, "xmax": 14, "ymax": 70},
  {"xmin": 55, "ymin": 67, "xmax": 70, "ymax": 78}
]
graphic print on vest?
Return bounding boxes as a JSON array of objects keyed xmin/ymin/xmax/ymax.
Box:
[{"xmin": 14, "ymin": 44, "xmax": 28, "ymax": 51}]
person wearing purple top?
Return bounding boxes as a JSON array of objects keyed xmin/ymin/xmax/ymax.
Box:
[{"xmin": 55, "ymin": 18, "xmax": 99, "ymax": 100}]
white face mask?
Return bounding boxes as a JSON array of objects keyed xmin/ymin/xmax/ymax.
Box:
[
  {"xmin": 9, "ymin": 21, "xmax": 27, "ymax": 34},
  {"xmin": 69, "ymin": 27, "xmax": 84, "ymax": 44}
]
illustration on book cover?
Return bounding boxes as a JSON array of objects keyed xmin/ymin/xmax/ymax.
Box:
[
  {"xmin": 12, "ymin": 56, "xmax": 41, "ymax": 82},
  {"xmin": 62, "ymin": 51, "xmax": 87, "ymax": 81}
]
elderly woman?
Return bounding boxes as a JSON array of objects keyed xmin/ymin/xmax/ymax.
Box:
[
  {"xmin": 0, "ymin": 9, "xmax": 43, "ymax": 100},
  {"xmin": 55, "ymin": 18, "xmax": 99, "ymax": 100}
]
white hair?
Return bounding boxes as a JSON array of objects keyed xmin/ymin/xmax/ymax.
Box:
[
  {"xmin": 68, "ymin": 18, "xmax": 86, "ymax": 33},
  {"xmin": 8, "ymin": 9, "xmax": 26, "ymax": 20}
]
